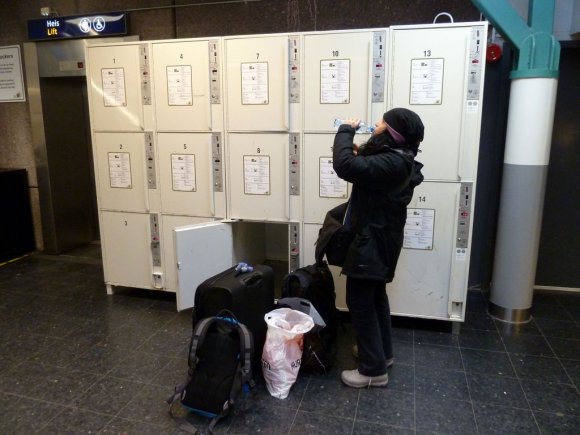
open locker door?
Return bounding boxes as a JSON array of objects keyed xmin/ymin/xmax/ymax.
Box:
[{"xmin": 174, "ymin": 221, "xmax": 234, "ymax": 311}]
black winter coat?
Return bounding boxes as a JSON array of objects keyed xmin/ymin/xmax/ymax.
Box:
[{"xmin": 332, "ymin": 125, "xmax": 424, "ymax": 283}]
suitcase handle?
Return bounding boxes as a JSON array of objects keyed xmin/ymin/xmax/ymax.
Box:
[{"xmin": 240, "ymin": 272, "xmax": 262, "ymax": 286}]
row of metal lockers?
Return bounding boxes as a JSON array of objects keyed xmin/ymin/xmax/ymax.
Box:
[{"xmin": 86, "ymin": 22, "xmax": 487, "ymax": 320}]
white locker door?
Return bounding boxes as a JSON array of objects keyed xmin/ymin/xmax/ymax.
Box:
[
  {"xmin": 153, "ymin": 41, "xmax": 212, "ymax": 131},
  {"xmin": 158, "ymin": 133, "xmax": 214, "ymax": 216},
  {"xmin": 303, "ymin": 133, "xmax": 352, "ymax": 223},
  {"xmin": 225, "ymin": 36, "xmax": 288, "ymax": 131},
  {"xmin": 87, "ymin": 44, "xmax": 145, "ymax": 131},
  {"xmin": 161, "ymin": 215, "xmax": 214, "ymax": 294},
  {"xmin": 227, "ymin": 133, "xmax": 289, "ymax": 221},
  {"xmin": 174, "ymin": 221, "xmax": 234, "ymax": 310},
  {"xmin": 101, "ymin": 211, "xmax": 154, "ymax": 289},
  {"xmin": 389, "ymin": 27, "xmax": 471, "ymax": 181},
  {"xmin": 389, "ymin": 182, "xmax": 460, "ymax": 320},
  {"xmin": 304, "ymin": 32, "xmax": 373, "ymax": 132},
  {"xmin": 94, "ymin": 133, "xmax": 149, "ymax": 212}
]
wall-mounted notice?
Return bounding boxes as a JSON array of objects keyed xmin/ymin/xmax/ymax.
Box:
[
  {"xmin": 108, "ymin": 152, "xmax": 132, "ymax": 188},
  {"xmin": 403, "ymin": 208, "xmax": 435, "ymax": 250},
  {"xmin": 244, "ymin": 155, "xmax": 270, "ymax": 195},
  {"xmin": 320, "ymin": 59, "xmax": 350, "ymax": 104},
  {"xmin": 101, "ymin": 68, "xmax": 127, "ymax": 107},
  {"xmin": 319, "ymin": 157, "xmax": 347, "ymax": 198},
  {"xmin": 241, "ymin": 62, "xmax": 269, "ymax": 105},
  {"xmin": 166, "ymin": 65, "xmax": 193, "ymax": 106},
  {"xmin": 410, "ymin": 58, "xmax": 444, "ymax": 105},
  {"xmin": 171, "ymin": 154, "xmax": 196, "ymax": 191},
  {"xmin": 0, "ymin": 46, "xmax": 25, "ymax": 102}
]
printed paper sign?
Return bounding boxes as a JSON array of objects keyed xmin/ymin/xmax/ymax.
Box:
[
  {"xmin": 410, "ymin": 58, "xmax": 444, "ymax": 105},
  {"xmin": 108, "ymin": 152, "xmax": 132, "ymax": 188},
  {"xmin": 244, "ymin": 155, "xmax": 270, "ymax": 195},
  {"xmin": 319, "ymin": 157, "xmax": 347, "ymax": 198},
  {"xmin": 0, "ymin": 45, "xmax": 25, "ymax": 102},
  {"xmin": 171, "ymin": 154, "xmax": 196, "ymax": 191},
  {"xmin": 320, "ymin": 59, "xmax": 350, "ymax": 104},
  {"xmin": 102, "ymin": 68, "xmax": 127, "ymax": 107},
  {"xmin": 403, "ymin": 208, "xmax": 435, "ymax": 250},
  {"xmin": 167, "ymin": 65, "xmax": 193, "ymax": 106},
  {"xmin": 241, "ymin": 62, "xmax": 268, "ymax": 105}
]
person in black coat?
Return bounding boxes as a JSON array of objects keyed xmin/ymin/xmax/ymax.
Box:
[{"xmin": 334, "ymin": 108, "xmax": 425, "ymax": 388}]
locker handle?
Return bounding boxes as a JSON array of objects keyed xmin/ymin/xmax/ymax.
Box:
[{"xmin": 143, "ymin": 155, "xmax": 151, "ymax": 212}]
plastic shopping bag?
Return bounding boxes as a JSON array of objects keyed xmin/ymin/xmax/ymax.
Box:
[{"xmin": 261, "ymin": 308, "xmax": 314, "ymax": 399}]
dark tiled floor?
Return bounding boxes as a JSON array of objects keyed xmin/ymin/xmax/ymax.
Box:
[{"xmin": 1, "ymin": 250, "xmax": 580, "ymax": 434}]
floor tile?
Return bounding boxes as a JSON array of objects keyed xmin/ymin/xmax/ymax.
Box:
[
  {"xmin": 415, "ymin": 395, "xmax": 476, "ymax": 434},
  {"xmin": 228, "ymin": 402, "xmax": 297, "ymax": 434},
  {"xmin": 353, "ymin": 421, "xmax": 415, "ymax": 434},
  {"xmin": 289, "ymin": 411, "xmax": 353, "ymax": 434},
  {"xmin": 415, "ymin": 366, "xmax": 470, "ymax": 401},
  {"xmin": 392, "ymin": 340, "xmax": 414, "ymax": 366},
  {"xmin": 473, "ymin": 402, "xmax": 540, "ymax": 434},
  {"xmin": 414, "ymin": 329, "xmax": 459, "ymax": 347},
  {"xmin": 534, "ymin": 411, "xmax": 580, "ymax": 434},
  {"xmin": 560, "ymin": 358, "xmax": 580, "ymax": 387},
  {"xmin": 462, "ymin": 311, "xmax": 496, "ymax": 331},
  {"xmin": 414, "ymin": 343, "xmax": 463, "ymax": 371},
  {"xmin": 495, "ymin": 319, "xmax": 542, "ymax": 336},
  {"xmin": 385, "ymin": 363, "xmax": 414, "ymax": 394},
  {"xmin": 535, "ymin": 318, "xmax": 580, "ymax": 339},
  {"xmin": 118, "ymin": 384, "xmax": 179, "ymax": 429},
  {"xmin": 299, "ymin": 378, "xmax": 359, "ymax": 419},
  {"xmin": 467, "ymin": 372, "xmax": 528, "ymax": 408},
  {"xmin": 459, "ymin": 329, "xmax": 505, "ymax": 351},
  {"xmin": 461, "ymin": 348, "xmax": 515, "ymax": 377},
  {"xmin": 510, "ymin": 354, "xmax": 571, "ymax": 383},
  {"xmin": 546, "ymin": 337, "xmax": 580, "ymax": 360},
  {"xmin": 502, "ymin": 334, "xmax": 555, "ymax": 357},
  {"xmin": 74, "ymin": 376, "xmax": 146, "ymax": 415},
  {"xmin": 0, "ymin": 396, "xmax": 64, "ymax": 434},
  {"xmin": 38, "ymin": 407, "xmax": 114, "ymax": 434},
  {"xmin": 532, "ymin": 303, "xmax": 574, "ymax": 320},
  {"xmin": 356, "ymin": 388, "xmax": 415, "ymax": 430},
  {"xmin": 521, "ymin": 379, "xmax": 580, "ymax": 416},
  {"xmin": 108, "ymin": 350, "xmax": 173, "ymax": 384}
]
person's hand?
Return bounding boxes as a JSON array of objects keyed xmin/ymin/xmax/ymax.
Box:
[
  {"xmin": 343, "ymin": 118, "xmax": 361, "ymax": 129},
  {"xmin": 353, "ymin": 143, "xmax": 360, "ymax": 156}
]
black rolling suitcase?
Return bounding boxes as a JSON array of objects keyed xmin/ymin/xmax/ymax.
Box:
[{"xmin": 192, "ymin": 264, "xmax": 275, "ymax": 370}]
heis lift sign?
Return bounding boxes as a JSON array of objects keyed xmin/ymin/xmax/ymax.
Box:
[{"xmin": 27, "ymin": 12, "xmax": 127, "ymax": 40}]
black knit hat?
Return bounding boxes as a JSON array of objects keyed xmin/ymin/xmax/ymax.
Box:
[{"xmin": 383, "ymin": 108, "xmax": 425, "ymax": 145}]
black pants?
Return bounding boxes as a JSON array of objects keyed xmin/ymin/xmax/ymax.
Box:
[{"xmin": 346, "ymin": 276, "xmax": 393, "ymax": 377}]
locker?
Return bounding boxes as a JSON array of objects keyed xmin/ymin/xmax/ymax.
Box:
[
  {"xmin": 157, "ymin": 133, "xmax": 217, "ymax": 217},
  {"xmin": 94, "ymin": 132, "xmax": 152, "ymax": 213},
  {"xmin": 225, "ymin": 35, "xmax": 289, "ymax": 131},
  {"xmin": 226, "ymin": 133, "xmax": 291, "ymax": 222},
  {"xmin": 389, "ymin": 26, "xmax": 484, "ymax": 181},
  {"xmin": 86, "ymin": 44, "xmax": 151, "ymax": 132},
  {"xmin": 175, "ymin": 221, "xmax": 300, "ymax": 310},
  {"xmin": 152, "ymin": 40, "xmax": 213, "ymax": 131},
  {"xmin": 303, "ymin": 31, "xmax": 377, "ymax": 132},
  {"xmin": 303, "ymin": 133, "xmax": 354, "ymax": 224},
  {"xmin": 100, "ymin": 211, "xmax": 157, "ymax": 290},
  {"xmin": 161, "ymin": 215, "xmax": 214, "ymax": 299}
]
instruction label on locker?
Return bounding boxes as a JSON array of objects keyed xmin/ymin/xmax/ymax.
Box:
[
  {"xmin": 319, "ymin": 157, "xmax": 347, "ymax": 198},
  {"xmin": 101, "ymin": 68, "xmax": 126, "ymax": 107},
  {"xmin": 403, "ymin": 208, "xmax": 435, "ymax": 250},
  {"xmin": 289, "ymin": 133, "xmax": 300, "ymax": 196},
  {"xmin": 288, "ymin": 36, "xmax": 300, "ymax": 103},
  {"xmin": 290, "ymin": 223, "xmax": 300, "ymax": 272},
  {"xmin": 108, "ymin": 152, "xmax": 132, "ymax": 188},
  {"xmin": 212, "ymin": 133, "xmax": 223, "ymax": 192},
  {"xmin": 410, "ymin": 58, "xmax": 444, "ymax": 105},
  {"xmin": 139, "ymin": 44, "xmax": 151, "ymax": 105},
  {"xmin": 166, "ymin": 65, "xmax": 193, "ymax": 106},
  {"xmin": 372, "ymin": 30, "xmax": 386, "ymax": 103},
  {"xmin": 241, "ymin": 62, "xmax": 269, "ymax": 105},
  {"xmin": 320, "ymin": 59, "xmax": 350, "ymax": 104},
  {"xmin": 244, "ymin": 155, "xmax": 270, "ymax": 195},
  {"xmin": 145, "ymin": 132, "xmax": 156, "ymax": 189},
  {"xmin": 171, "ymin": 154, "xmax": 196, "ymax": 191}
]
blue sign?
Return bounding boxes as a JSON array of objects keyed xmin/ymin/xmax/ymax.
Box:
[{"xmin": 27, "ymin": 12, "xmax": 127, "ymax": 41}]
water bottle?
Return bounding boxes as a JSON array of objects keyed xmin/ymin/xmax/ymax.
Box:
[{"xmin": 333, "ymin": 118, "xmax": 374, "ymax": 134}]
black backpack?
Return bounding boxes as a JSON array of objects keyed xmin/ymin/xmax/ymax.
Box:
[
  {"xmin": 281, "ymin": 263, "xmax": 338, "ymax": 374},
  {"xmin": 167, "ymin": 311, "xmax": 255, "ymax": 433}
]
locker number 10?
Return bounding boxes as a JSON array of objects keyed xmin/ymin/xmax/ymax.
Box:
[{"xmin": 332, "ymin": 51, "xmax": 339, "ymax": 57}]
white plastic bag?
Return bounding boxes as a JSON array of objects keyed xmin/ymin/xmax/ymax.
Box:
[{"xmin": 261, "ymin": 308, "xmax": 314, "ymax": 399}]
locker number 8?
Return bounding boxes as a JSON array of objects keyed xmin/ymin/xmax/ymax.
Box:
[{"xmin": 257, "ymin": 147, "xmax": 261, "ymax": 153}]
